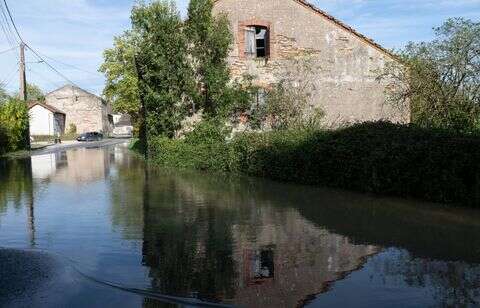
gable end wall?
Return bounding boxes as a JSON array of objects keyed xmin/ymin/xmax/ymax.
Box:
[{"xmin": 213, "ymin": 0, "xmax": 409, "ymax": 125}]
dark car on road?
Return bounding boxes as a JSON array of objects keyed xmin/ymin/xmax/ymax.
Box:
[{"xmin": 77, "ymin": 132, "xmax": 103, "ymax": 142}]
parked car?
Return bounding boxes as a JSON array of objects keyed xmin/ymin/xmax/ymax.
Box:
[{"xmin": 77, "ymin": 132, "xmax": 103, "ymax": 142}]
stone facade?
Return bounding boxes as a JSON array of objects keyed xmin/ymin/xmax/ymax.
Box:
[
  {"xmin": 45, "ymin": 85, "xmax": 113, "ymax": 134},
  {"xmin": 213, "ymin": 0, "xmax": 409, "ymax": 126}
]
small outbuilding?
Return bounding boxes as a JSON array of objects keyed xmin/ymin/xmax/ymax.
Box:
[{"xmin": 28, "ymin": 101, "xmax": 66, "ymax": 136}]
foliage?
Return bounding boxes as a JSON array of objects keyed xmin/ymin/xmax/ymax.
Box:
[
  {"xmin": 380, "ymin": 18, "xmax": 480, "ymax": 133},
  {"xmin": 149, "ymin": 121, "xmax": 480, "ymax": 206},
  {"xmin": 67, "ymin": 123, "xmax": 77, "ymax": 135},
  {"xmin": 0, "ymin": 99, "xmax": 30, "ymax": 153},
  {"xmin": 252, "ymin": 57, "xmax": 325, "ymax": 130},
  {"xmin": 14, "ymin": 83, "xmax": 45, "ymax": 102},
  {"xmin": 133, "ymin": 0, "xmax": 194, "ymax": 139},
  {"xmin": 0, "ymin": 84, "xmax": 9, "ymax": 105},
  {"xmin": 99, "ymin": 31, "xmax": 141, "ymax": 133},
  {"xmin": 186, "ymin": 0, "xmax": 233, "ymax": 117}
]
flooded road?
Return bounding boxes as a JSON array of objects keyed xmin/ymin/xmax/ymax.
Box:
[{"xmin": 1, "ymin": 143, "xmax": 479, "ymax": 307}]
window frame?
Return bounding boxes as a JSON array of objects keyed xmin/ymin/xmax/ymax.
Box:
[{"xmin": 239, "ymin": 20, "xmax": 273, "ymax": 59}]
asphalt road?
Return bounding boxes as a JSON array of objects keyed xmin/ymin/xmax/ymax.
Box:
[{"xmin": 32, "ymin": 138, "xmax": 131, "ymax": 156}]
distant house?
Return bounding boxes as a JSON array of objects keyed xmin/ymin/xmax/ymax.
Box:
[
  {"xmin": 28, "ymin": 101, "xmax": 66, "ymax": 136},
  {"xmin": 45, "ymin": 85, "xmax": 113, "ymax": 135},
  {"xmin": 112, "ymin": 114, "xmax": 133, "ymax": 137}
]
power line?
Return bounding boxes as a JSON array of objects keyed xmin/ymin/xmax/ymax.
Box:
[
  {"xmin": 0, "ymin": 60, "xmax": 18, "ymax": 85},
  {"xmin": 2, "ymin": 0, "xmax": 80, "ymax": 87},
  {"xmin": 0, "ymin": 44, "xmax": 17, "ymax": 55},
  {"xmin": 37, "ymin": 52, "xmax": 102, "ymax": 77},
  {"xmin": 26, "ymin": 46, "xmax": 78, "ymax": 86},
  {"xmin": 0, "ymin": 7, "xmax": 17, "ymax": 48},
  {"xmin": 28, "ymin": 67, "xmax": 62, "ymax": 89},
  {"xmin": 1, "ymin": 66, "xmax": 18, "ymax": 88},
  {"xmin": 2, "ymin": 0, "xmax": 23, "ymax": 43}
]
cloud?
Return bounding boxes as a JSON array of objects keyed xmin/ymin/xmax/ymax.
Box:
[{"xmin": 0, "ymin": 0, "xmax": 478, "ymax": 95}]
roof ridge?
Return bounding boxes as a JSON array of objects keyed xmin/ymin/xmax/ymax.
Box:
[
  {"xmin": 28, "ymin": 101, "xmax": 65, "ymax": 114},
  {"xmin": 293, "ymin": 0, "xmax": 396, "ymax": 59},
  {"xmin": 213, "ymin": 0, "xmax": 398, "ymax": 60}
]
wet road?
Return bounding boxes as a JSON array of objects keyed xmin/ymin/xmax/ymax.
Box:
[{"xmin": 1, "ymin": 142, "xmax": 480, "ymax": 307}]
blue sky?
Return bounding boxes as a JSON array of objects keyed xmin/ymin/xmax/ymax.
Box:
[{"xmin": 0, "ymin": 0, "xmax": 479, "ymax": 96}]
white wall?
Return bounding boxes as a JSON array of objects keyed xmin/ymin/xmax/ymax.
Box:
[{"xmin": 29, "ymin": 105, "xmax": 55, "ymax": 136}]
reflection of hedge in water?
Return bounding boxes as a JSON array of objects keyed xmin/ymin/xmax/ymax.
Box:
[
  {"xmin": 139, "ymin": 169, "xmax": 380, "ymax": 307},
  {"xmin": 150, "ymin": 169, "xmax": 480, "ymax": 264},
  {"xmin": 0, "ymin": 158, "xmax": 33, "ymax": 213},
  {"xmin": 150, "ymin": 121, "xmax": 480, "ymax": 206}
]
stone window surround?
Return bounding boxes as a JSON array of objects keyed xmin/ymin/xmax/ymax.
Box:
[{"xmin": 238, "ymin": 19, "xmax": 273, "ymax": 59}]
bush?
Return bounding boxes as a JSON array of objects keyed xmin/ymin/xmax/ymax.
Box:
[
  {"xmin": 150, "ymin": 120, "xmax": 233, "ymax": 171},
  {"xmin": 148, "ymin": 121, "xmax": 480, "ymax": 206},
  {"xmin": 0, "ymin": 99, "xmax": 29, "ymax": 153},
  {"xmin": 0, "ymin": 126, "xmax": 8, "ymax": 155}
]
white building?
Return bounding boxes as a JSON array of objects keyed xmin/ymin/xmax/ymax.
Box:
[
  {"xmin": 28, "ymin": 101, "xmax": 66, "ymax": 136},
  {"xmin": 112, "ymin": 114, "xmax": 133, "ymax": 137}
]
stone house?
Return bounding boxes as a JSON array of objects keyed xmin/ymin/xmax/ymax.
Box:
[
  {"xmin": 45, "ymin": 85, "xmax": 113, "ymax": 135},
  {"xmin": 213, "ymin": 0, "xmax": 409, "ymax": 126}
]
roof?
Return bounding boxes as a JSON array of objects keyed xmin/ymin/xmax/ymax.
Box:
[
  {"xmin": 45, "ymin": 84, "xmax": 105, "ymax": 103},
  {"xmin": 115, "ymin": 114, "xmax": 132, "ymax": 126},
  {"xmin": 214, "ymin": 0, "xmax": 398, "ymax": 61},
  {"xmin": 28, "ymin": 101, "xmax": 65, "ymax": 114}
]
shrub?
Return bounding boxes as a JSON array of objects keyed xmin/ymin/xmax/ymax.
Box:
[
  {"xmin": 0, "ymin": 126, "xmax": 8, "ymax": 155},
  {"xmin": 0, "ymin": 99, "xmax": 29, "ymax": 153},
  {"xmin": 67, "ymin": 124, "xmax": 77, "ymax": 135},
  {"xmin": 147, "ymin": 121, "xmax": 480, "ymax": 206}
]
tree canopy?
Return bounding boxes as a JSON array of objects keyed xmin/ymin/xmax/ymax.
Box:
[
  {"xmin": 99, "ymin": 31, "xmax": 141, "ymax": 133},
  {"xmin": 186, "ymin": 0, "xmax": 233, "ymax": 116},
  {"xmin": 133, "ymin": 0, "xmax": 194, "ymax": 139},
  {"xmin": 381, "ymin": 18, "xmax": 480, "ymax": 132}
]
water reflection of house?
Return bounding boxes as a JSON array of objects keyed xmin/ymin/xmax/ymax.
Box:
[
  {"xmin": 30, "ymin": 148, "xmax": 112, "ymax": 184},
  {"xmin": 31, "ymin": 152, "xmax": 67, "ymax": 180},
  {"xmin": 139, "ymin": 174, "xmax": 380, "ymax": 307},
  {"xmin": 231, "ymin": 208, "xmax": 379, "ymax": 307}
]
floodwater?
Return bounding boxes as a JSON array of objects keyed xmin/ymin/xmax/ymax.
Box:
[{"xmin": 0, "ymin": 143, "xmax": 480, "ymax": 307}]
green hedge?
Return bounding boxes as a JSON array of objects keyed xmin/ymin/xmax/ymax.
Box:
[
  {"xmin": 149, "ymin": 122, "xmax": 480, "ymax": 206},
  {"xmin": 0, "ymin": 99, "xmax": 30, "ymax": 154}
]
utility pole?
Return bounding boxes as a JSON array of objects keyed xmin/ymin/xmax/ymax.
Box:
[
  {"xmin": 19, "ymin": 42, "xmax": 30, "ymax": 149},
  {"xmin": 19, "ymin": 42, "xmax": 27, "ymax": 101}
]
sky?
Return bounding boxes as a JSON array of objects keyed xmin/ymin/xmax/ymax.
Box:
[{"xmin": 0, "ymin": 0, "xmax": 479, "ymax": 96}]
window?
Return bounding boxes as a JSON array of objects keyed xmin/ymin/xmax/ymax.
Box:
[{"xmin": 245, "ymin": 26, "xmax": 268, "ymax": 58}]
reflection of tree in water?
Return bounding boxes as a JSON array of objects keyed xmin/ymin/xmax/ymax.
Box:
[
  {"xmin": 371, "ymin": 250, "xmax": 480, "ymax": 307},
  {"xmin": 0, "ymin": 158, "xmax": 33, "ymax": 214},
  {"xmin": 141, "ymin": 173, "xmax": 237, "ymax": 303},
  {"xmin": 137, "ymin": 170, "xmax": 379, "ymax": 307},
  {"xmin": 109, "ymin": 153, "xmax": 146, "ymax": 239},
  {"xmin": 108, "ymin": 162, "xmax": 480, "ymax": 307}
]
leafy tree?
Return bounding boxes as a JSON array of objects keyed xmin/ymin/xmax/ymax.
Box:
[
  {"xmin": 99, "ymin": 31, "xmax": 141, "ymax": 134},
  {"xmin": 14, "ymin": 83, "xmax": 44, "ymax": 102},
  {"xmin": 380, "ymin": 18, "xmax": 480, "ymax": 132},
  {"xmin": 185, "ymin": 0, "xmax": 233, "ymax": 117},
  {"xmin": 0, "ymin": 98, "xmax": 30, "ymax": 152},
  {"xmin": 133, "ymin": 0, "xmax": 194, "ymax": 140},
  {"xmin": 0, "ymin": 84, "xmax": 9, "ymax": 104}
]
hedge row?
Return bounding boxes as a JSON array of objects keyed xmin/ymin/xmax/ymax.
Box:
[
  {"xmin": 0, "ymin": 99, "xmax": 30, "ymax": 155},
  {"xmin": 149, "ymin": 122, "xmax": 480, "ymax": 206}
]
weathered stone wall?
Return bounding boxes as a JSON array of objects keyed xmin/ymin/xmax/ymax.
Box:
[
  {"xmin": 45, "ymin": 85, "xmax": 112, "ymax": 134},
  {"xmin": 213, "ymin": 0, "xmax": 409, "ymax": 126}
]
